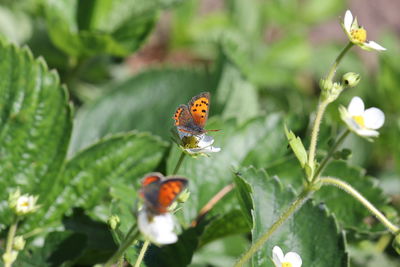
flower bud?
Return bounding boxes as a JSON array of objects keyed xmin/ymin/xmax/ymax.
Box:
[
  {"xmin": 342, "ymin": 72, "xmax": 360, "ymax": 88},
  {"xmin": 176, "ymin": 189, "xmax": 190, "ymax": 203},
  {"xmin": 393, "ymin": 232, "xmax": 400, "ymax": 255},
  {"xmin": 107, "ymin": 215, "xmax": 120, "ymax": 230},
  {"xmin": 13, "ymin": 236, "xmax": 26, "ymax": 251},
  {"xmin": 319, "ymin": 78, "xmax": 333, "ymax": 92},
  {"xmin": 2, "ymin": 250, "xmax": 18, "ymax": 265}
]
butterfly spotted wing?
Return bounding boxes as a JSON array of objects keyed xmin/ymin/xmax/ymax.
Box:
[
  {"xmin": 140, "ymin": 173, "xmax": 188, "ymax": 214},
  {"xmin": 174, "ymin": 104, "xmax": 205, "ymax": 135},
  {"xmin": 188, "ymin": 92, "xmax": 210, "ymax": 128},
  {"xmin": 173, "ymin": 92, "xmax": 211, "ymax": 135}
]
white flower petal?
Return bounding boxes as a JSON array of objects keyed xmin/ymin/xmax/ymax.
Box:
[
  {"xmin": 284, "ymin": 252, "xmax": 302, "ymax": 267},
  {"xmin": 197, "ymin": 134, "xmax": 214, "ymax": 147},
  {"xmin": 348, "ymin": 96, "xmax": 365, "ymax": 116},
  {"xmin": 138, "ymin": 209, "xmax": 178, "ymax": 245},
  {"xmin": 364, "ymin": 41, "xmax": 386, "ymax": 51},
  {"xmin": 185, "ymin": 146, "xmax": 221, "ymax": 154},
  {"xmin": 364, "ymin": 107, "xmax": 385, "ymax": 129},
  {"xmin": 344, "ymin": 10, "xmax": 353, "ymax": 33},
  {"xmin": 272, "ymin": 246, "xmax": 284, "ymax": 266},
  {"xmin": 355, "ymin": 128, "xmax": 379, "ymax": 137}
]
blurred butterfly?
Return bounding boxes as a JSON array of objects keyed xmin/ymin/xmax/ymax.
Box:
[
  {"xmin": 173, "ymin": 92, "xmax": 217, "ymax": 135},
  {"xmin": 140, "ymin": 172, "xmax": 188, "ymax": 215}
]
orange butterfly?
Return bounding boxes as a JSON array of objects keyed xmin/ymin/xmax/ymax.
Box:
[
  {"xmin": 140, "ymin": 173, "xmax": 188, "ymax": 214},
  {"xmin": 173, "ymin": 92, "xmax": 215, "ymax": 135}
]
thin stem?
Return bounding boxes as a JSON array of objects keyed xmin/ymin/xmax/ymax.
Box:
[
  {"xmin": 134, "ymin": 240, "xmax": 150, "ymax": 267},
  {"xmin": 192, "ymin": 183, "xmax": 235, "ymax": 226},
  {"xmin": 103, "ymin": 222, "xmax": 140, "ymax": 267},
  {"xmin": 173, "ymin": 152, "xmax": 186, "ymax": 175},
  {"xmin": 321, "ymin": 176, "xmax": 399, "ymax": 234},
  {"xmin": 4, "ymin": 218, "xmax": 18, "ymax": 267},
  {"xmin": 326, "ymin": 42, "xmax": 354, "ymax": 82},
  {"xmin": 313, "ymin": 129, "xmax": 350, "ymax": 180},
  {"xmin": 234, "ymin": 188, "xmax": 312, "ymax": 267},
  {"xmin": 307, "ymin": 100, "xmax": 329, "ymax": 178}
]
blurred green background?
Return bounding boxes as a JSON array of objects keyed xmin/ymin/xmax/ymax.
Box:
[{"xmin": 0, "ymin": 0, "xmax": 399, "ymax": 266}]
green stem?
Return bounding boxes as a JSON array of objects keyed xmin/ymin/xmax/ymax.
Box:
[
  {"xmin": 320, "ymin": 176, "xmax": 399, "ymax": 234},
  {"xmin": 173, "ymin": 152, "xmax": 186, "ymax": 175},
  {"xmin": 4, "ymin": 218, "xmax": 18, "ymax": 267},
  {"xmin": 234, "ymin": 188, "xmax": 312, "ymax": 267},
  {"xmin": 326, "ymin": 42, "xmax": 354, "ymax": 82},
  {"xmin": 103, "ymin": 222, "xmax": 140, "ymax": 267},
  {"xmin": 307, "ymin": 99, "xmax": 329, "ymax": 179},
  {"xmin": 308, "ymin": 42, "xmax": 354, "ymax": 180},
  {"xmin": 134, "ymin": 240, "xmax": 150, "ymax": 267},
  {"xmin": 313, "ymin": 129, "xmax": 350, "ymax": 180}
]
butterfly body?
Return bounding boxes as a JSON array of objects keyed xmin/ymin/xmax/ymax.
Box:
[
  {"xmin": 140, "ymin": 173, "xmax": 188, "ymax": 215},
  {"xmin": 174, "ymin": 92, "xmax": 211, "ymax": 135}
]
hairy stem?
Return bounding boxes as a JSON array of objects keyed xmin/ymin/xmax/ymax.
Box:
[
  {"xmin": 326, "ymin": 42, "xmax": 354, "ymax": 82},
  {"xmin": 307, "ymin": 100, "xmax": 329, "ymax": 179},
  {"xmin": 321, "ymin": 176, "xmax": 399, "ymax": 234},
  {"xmin": 134, "ymin": 240, "xmax": 150, "ymax": 267},
  {"xmin": 234, "ymin": 189, "xmax": 312, "ymax": 267},
  {"xmin": 4, "ymin": 218, "xmax": 18, "ymax": 267}
]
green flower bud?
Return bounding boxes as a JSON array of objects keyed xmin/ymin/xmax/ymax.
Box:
[
  {"xmin": 342, "ymin": 72, "xmax": 360, "ymax": 88},
  {"xmin": 393, "ymin": 232, "xmax": 400, "ymax": 255},
  {"xmin": 13, "ymin": 236, "xmax": 26, "ymax": 251},
  {"xmin": 107, "ymin": 215, "xmax": 120, "ymax": 230},
  {"xmin": 2, "ymin": 250, "xmax": 18, "ymax": 265},
  {"xmin": 176, "ymin": 189, "xmax": 190, "ymax": 203},
  {"xmin": 319, "ymin": 78, "xmax": 333, "ymax": 92}
]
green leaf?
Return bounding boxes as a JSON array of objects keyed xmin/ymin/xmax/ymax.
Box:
[
  {"xmin": 61, "ymin": 209, "xmax": 117, "ymax": 265},
  {"xmin": 167, "ymin": 114, "xmax": 287, "ymax": 225},
  {"xmin": 198, "ymin": 209, "xmax": 250, "ymax": 247},
  {"xmin": 70, "ymin": 68, "xmax": 213, "ymax": 154},
  {"xmin": 43, "ymin": 0, "xmax": 157, "ymax": 57},
  {"xmin": 316, "ymin": 161, "xmax": 392, "ymax": 233},
  {"xmin": 216, "ymin": 63, "xmax": 260, "ymax": 123},
  {"xmin": 18, "ymin": 231, "xmax": 87, "ymax": 266},
  {"xmin": 284, "ymin": 125, "xmax": 308, "ymax": 168},
  {"xmin": 0, "ymin": 40, "xmax": 72, "ymax": 227},
  {"xmin": 235, "ymin": 167, "xmax": 348, "ymax": 266},
  {"xmin": 42, "ymin": 132, "xmax": 167, "ymax": 224}
]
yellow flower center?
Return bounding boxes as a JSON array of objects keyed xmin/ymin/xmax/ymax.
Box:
[
  {"xmin": 350, "ymin": 28, "xmax": 367, "ymax": 43},
  {"xmin": 352, "ymin": 115, "xmax": 365, "ymax": 127},
  {"xmin": 21, "ymin": 201, "xmax": 29, "ymax": 207},
  {"xmin": 182, "ymin": 136, "xmax": 199, "ymax": 149},
  {"xmin": 282, "ymin": 262, "xmax": 292, "ymax": 267}
]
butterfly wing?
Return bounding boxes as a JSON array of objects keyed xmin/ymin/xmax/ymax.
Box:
[
  {"xmin": 141, "ymin": 173, "xmax": 163, "ymax": 186},
  {"xmin": 157, "ymin": 178, "xmax": 188, "ymax": 213},
  {"xmin": 188, "ymin": 92, "xmax": 210, "ymax": 128},
  {"xmin": 174, "ymin": 104, "xmax": 204, "ymax": 135},
  {"xmin": 140, "ymin": 173, "xmax": 163, "ymax": 206}
]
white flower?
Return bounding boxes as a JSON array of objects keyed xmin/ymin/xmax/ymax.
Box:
[
  {"xmin": 339, "ymin": 96, "xmax": 385, "ymax": 138},
  {"xmin": 9, "ymin": 190, "xmax": 39, "ymax": 216},
  {"xmin": 178, "ymin": 131, "xmax": 221, "ymax": 154},
  {"xmin": 272, "ymin": 246, "xmax": 302, "ymax": 267},
  {"xmin": 138, "ymin": 209, "xmax": 178, "ymax": 245},
  {"xmin": 342, "ymin": 10, "xmax": 386, "ymax": 51}
]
